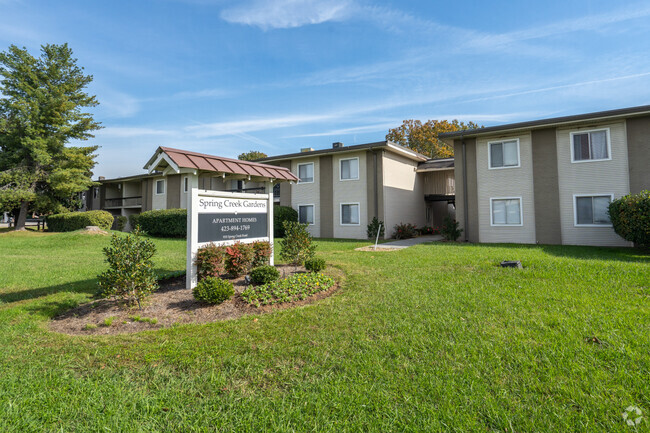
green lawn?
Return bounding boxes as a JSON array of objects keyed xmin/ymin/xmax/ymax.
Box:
[{"xmin": 0, "ymin": 231, "xmax": 648, "ymax": 432}]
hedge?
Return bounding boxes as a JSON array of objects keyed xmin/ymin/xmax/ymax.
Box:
[
  {"xmin": 47, "ymin": 210, "xmax": 114, "ymax": 232},
  {"xmin": 274, "ymin": 206, "xmax": 297, "ymax": 238},
  {"xmin": 609, "ymin": 190, "xmax": 650, "ymax": 248},
  {"xmin": 130, "ymin": 208, "xmax": 186, "ymax": 238}
]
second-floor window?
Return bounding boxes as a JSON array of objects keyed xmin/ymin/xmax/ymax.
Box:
[
  {"xmin": 297, "ymin": 163, "xmax": 314, "ymax": 183},
  {"xmin": 340, "ymin": 157, "xmax": 359, "ymax": 180},
  {"xmin": 155, "ymin": 179, "xmax": 165, "ymax": 195},
  {"xmin": 489, "ymin": 139, "xmax": 520, "ymax": 169},
  {"xmin": 571, "ymin": 129, "xmax": 610, "ymax": 162}
]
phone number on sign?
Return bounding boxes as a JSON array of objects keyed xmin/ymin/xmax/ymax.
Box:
[{"xmin": 221, "ymin": 225, "xmax": 251, "ymax": 232}]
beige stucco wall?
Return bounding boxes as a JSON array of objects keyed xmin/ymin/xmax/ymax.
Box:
[
  {"xmin": 151, "ymin": 176, "xmax": 167, "ymax": 210},
  {"xmin": 476, "ymin": 133, "xmax": 537, "ymax": 244},
  {"xmin": 556, "ymin": 121, "xmax": 631, "ymax": 246},
  {"xmin": 291, "ymin": 157, "xmax": 321, "ymax": 238},
  {"xmin": 332, "ymin": 152, "xmax": 367, "ymax": 239},
  {"xmin": 382, "ymin": 152, "xmax": 425, "ymax": 238}
]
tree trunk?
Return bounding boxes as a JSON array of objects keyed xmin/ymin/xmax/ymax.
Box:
[{"xmin": 14, "ymin": 201, "xmax": 29, "ymax": 231}]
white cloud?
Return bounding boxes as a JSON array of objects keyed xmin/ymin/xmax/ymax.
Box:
[
  {"xmin": 185, "ymin": 113, "xmax": 337, "ymax": 137},
  {"xmin": 96, "ymin": 127, "xmax": 178, "ymax": 138},
  {"xmin": 220, "ymin": 0, "xmax": 354, "ymax": 29},
  {"xmin": 96, "ymin": 91, "xmax": 141, "ymax": 118}
]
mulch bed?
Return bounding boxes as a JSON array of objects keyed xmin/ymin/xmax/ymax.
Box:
[{"xmin": 50, "ymin": 265, "xmax": 339, "ymax": 336}]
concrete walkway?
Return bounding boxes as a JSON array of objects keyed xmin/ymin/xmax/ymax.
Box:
[{"xmin": 358, "ymin": 234, "xmax": 443, "ymax": 250}]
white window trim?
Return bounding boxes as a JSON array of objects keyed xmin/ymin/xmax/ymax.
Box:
[
  {"xmin": 489, "ymin": 197, "xmax": 523, "ymax": 227},
  {"xmin": 573, "ymin": 193, "xmax": 614, "ymax": 227},
  {"xmin": 339, "ymin": 157, "xmax": 360, "ymax": 181},
  {"xmin": 297, "ymin": 162, "xmax": 314, "ymax": 184},
  {"xmin": 340, "ymin": 202, "xmax": 361, "ymax": 226},
  {"xmin": 183, "ymin": 176, "xmax": 189, "ymax": 193},
  {"xmin": 155, "ymin": 179, "xmax": 166, "ymax": 195},
  {"xmin": 487, "ymin": 138, "xmax": 521, "ymax": 170},
  {"xmin": 570, "ymin": 128, "xmax": 612, "ymax": 163},
  {"xmin": 297, "ymin": 204, "xmax": 315, "ymax": 226}
]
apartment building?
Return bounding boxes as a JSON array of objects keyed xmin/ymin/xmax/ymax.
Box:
[{"xmin": 440, "ymin": 105, "xmax": 650, "ymax": 246}]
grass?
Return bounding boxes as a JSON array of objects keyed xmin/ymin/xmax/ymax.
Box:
[{"xmin": 0, "ymin": 231, "xmax": 648, "ymax": 431}]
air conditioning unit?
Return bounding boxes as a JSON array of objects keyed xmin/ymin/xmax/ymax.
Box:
[
  {"xmin": 332, "ymin": 142, "xmax": 344, "ymax": 148},
  {"xmin": 300, "ymin": 147, "xmax": 314, "ymax": 152}
]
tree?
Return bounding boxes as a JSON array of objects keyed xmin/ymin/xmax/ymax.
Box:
[
  {"xmin": 0, "ymin": 44, "xmax": 101, "ymax": 230},
  {"xmin": 238, "ymin": 150, "xmax": 267, "ymax": 161},
  {"xmin": 386, "ymin": 119, "xmax": 481, "ymax": 159}
]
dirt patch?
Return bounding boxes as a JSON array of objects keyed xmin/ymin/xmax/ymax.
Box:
[
  {"xmin": 355, "ymin": 246, "xmax": 400, "ymax": 252},
  {"xmin": 50, "ymin": 265, "xmax": 340, "ymax": 335},
  {"xmin": 79, "ymin": 226, "xmax": 109, "ymax": 235}
]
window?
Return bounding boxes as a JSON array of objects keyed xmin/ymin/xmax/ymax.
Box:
[
  {"xmin": 298, "ymin": 205, "xmax": 314, "ymax": 225},
  {"xmin": 490, "ymin": 198, "xmax": 522, "ymax": 226},
  {"xmin": 229, "ymin": 179, "xmax": 244, "ymax": 191},
  {"xmin": 183, "ymin": 176, "xmax": 189, "ymax": 193},
  {"xmin": 489, "ymin": 139, "xmax": 520, "ymax": 169},
  {"xmin": 340, "ymin": 203, "xmax": 360, "ymax": 225},
  {"xmin": 574, "ymin": 195, "xmax": 612, "ymax": 226},
  {"xmin": 93, "ymin": 187, "xmax": 99, "ymax": 199},
  {"xmin": 340, "ymin": 157, "xmax": 359, "ymax": 180},
  {"xmin": 571, "ymin": 129, "xmax": 610, "ymax": 162},
  {"xmin": 297, "ymin": 163, "xmax": 314, "ymax": 183},
  {"xmin": 155, "ymin": 179, "xmax": 165, "ymax": 195}
]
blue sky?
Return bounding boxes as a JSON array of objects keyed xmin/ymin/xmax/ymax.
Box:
[{"xmin": 2, "ymin": 0, "xmax": 650, "ymax": 178}]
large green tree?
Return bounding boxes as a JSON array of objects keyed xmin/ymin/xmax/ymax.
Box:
[
  {"xmin": 386, "ymin": 119, "xmax": 481, "ymax": 158},
  {"xmin": 0, "ymin": 43, "xmax": 101, "ymax": 230},
  {"xmin": 238, "ymin": 150, "xmax": 267, "ymax": 161}
]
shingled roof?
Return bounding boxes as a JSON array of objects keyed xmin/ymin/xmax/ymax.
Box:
[{"xmin": 144, "ymin": 147, "xmax": 298, "ymax": 182}]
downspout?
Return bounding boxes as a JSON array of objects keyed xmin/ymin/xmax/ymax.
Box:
[{"xmin": 461, "ymin": 135, "xmax": 469, "ymax": 242}]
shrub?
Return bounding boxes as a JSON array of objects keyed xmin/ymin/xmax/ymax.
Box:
[
  {"xmin": 249, "ymin": 265, "xmax": 280, "ymax": 285},
  {"xmin": 304, "ymin": 257, "xmax": 326, "ymax": 272},
  {"xmin": 47, "ymin": 210, "xmax": 114, "ymax": 232},
  {"xmin": 393, "ymin": 222, "xmax": 418, "ymax": 239},
  {"xmin": 115, "ymin": 215, "xmax": 127, "ymax": 231},
  {"xmin": 131, "ymin": 208, "xmax": 186, "ymax": 237},
  {"xmin": 242, "ymin": 272, "xmax": 335, "ymax": 307},
  {"xmin": 367, "ymin": 217, "xmax": 385, "ymax": 239},
  {"xmin": 280, "ymin": 221, "xmax": 316, "ymax": 266},
  {"xmin": 609, "ymin": 190, "xmax": 650, "ymax": 247},
  {"xmin": 195, "ymin": 243, "xmax": 227, "ymax": 280},
  {"xmin": 97, "ymin": 228, "xmax": 158, "ymax": 309},
  {"xmin": 274, "ymin": 206, "xmax": 298, "ymax": 237},
  {"xmin": 418, "ymin": 226, "xmax": 439, "ymax": 236},
  {"xmin": 251, "ymin": 241, "xmax": 273, "ymax": 268},
  {"xmin": 193, "ymin": 277, "xmax": 234, "ymax": 305},
  {"xmin": 441, "ymin": 216, "xmax": 463, "ymax": 241},
  {"xmin": 224, "ymin": 242, "xmax": 254, "ymax": 277}
]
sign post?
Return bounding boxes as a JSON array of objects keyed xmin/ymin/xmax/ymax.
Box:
[{"xmin": 186, "ymin": 186, "xmax": 274, "ymax": 289}]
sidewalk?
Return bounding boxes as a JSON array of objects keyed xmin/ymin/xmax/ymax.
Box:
[{"xmin": 358, "ymin": 234, "xmax": 443, "ymax": 250}]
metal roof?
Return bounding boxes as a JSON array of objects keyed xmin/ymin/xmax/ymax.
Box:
[
  {"xmin": 438, "ymin": 105, "xmax": 650, "ymax": 140},
  {"xmin": 145, "ymin": 147, "xmax": 299, "ymax": 181}
]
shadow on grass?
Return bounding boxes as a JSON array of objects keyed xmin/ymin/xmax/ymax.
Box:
[
  {"xmin": 445, "ymin": 241, "xmax": 650, "ymax": 264},
  {"xmin": 0, "ymin": 279, "xmax": 98, "ymax": 305}
]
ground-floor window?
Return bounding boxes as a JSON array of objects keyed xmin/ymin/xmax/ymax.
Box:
[
  {"xmin": 298, "ymin": 204, "xmax": 314, "ymax": 225},
  {"xmin": 574, "ymin": 194, "xmax": 612, "ymax": 226},
  {"xmin": 340, "ymin": 203, "xmax": 360, "ymax": 225},
  {"xmin": 490, "ymin": 197, "xmax": 522, "ymax": 226}
]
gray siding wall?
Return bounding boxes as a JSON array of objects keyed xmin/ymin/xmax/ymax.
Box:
[
  {"xmin": 531, "ymin": 128, "xmax": 562, "ymax": 244},
  {"xmin": 166, "ymin": 174, "xmax": 181, "ymax": 209},
  {"xmin": 319, "ymin": 156, "xmax": 334, "ymax": 238},
  {"xmin": 454, "ymin": 138, "xmax": 479, "ymax": 242},
  {"xmin": 626, "ymin": 115, "xmax": 650, "ymax": 194}
]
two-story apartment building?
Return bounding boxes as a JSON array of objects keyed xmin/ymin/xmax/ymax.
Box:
[
  {"xmin": 257, "ymin": 141, "xmax": 455, "ymax": 239},
  {"xmin": 440, "ymin": 105, "xmax": 650, "ymax": 246}
]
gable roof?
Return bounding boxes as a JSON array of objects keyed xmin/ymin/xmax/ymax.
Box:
[
  {"xmin": 144, "ymin": 147, "xmax": 298, "ymax": 182},
  {"xmin": 438, "ymin": 105, "xmax": 650, "ymax": 140},
  {"xmin": 257, "ymin": 140, "xmax": 428, "ymax": 163}
]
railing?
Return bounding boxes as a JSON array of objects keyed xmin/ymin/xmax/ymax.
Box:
[
  {"xmin": 104, "ymin": 196, "xmax": 142, "ymax": 208},
  {"xmin": 225, "ymin": 187, "xmax": 266, "ymax": 194}
]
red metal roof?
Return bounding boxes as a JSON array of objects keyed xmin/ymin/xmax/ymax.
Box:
[{"xmin": 157, "ymin": 147, "xmax": 298, "ymax": 181}]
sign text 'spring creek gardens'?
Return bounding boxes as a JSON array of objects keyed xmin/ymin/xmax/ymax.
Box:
[
  {"xmin": 199, "ymin": 198, "xmax": 267, "ymax": 211},
  {"xmin": 196, "ymin": 196, "xmax": 268, "ymax": 243}
]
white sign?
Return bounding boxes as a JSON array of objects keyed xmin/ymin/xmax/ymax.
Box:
[{"xmin": 187, "ymin": 187, "xmax": 274, "ymax": 289}]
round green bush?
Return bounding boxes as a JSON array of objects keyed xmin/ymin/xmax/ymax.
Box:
[
  {"xmin": 274, "ymin": 206, "xmax": 297, "ymax": 238},
  {"xmin": 609, "ymin": 190, "xmax": 650, "ymax": 247},
  {"xmin": 304, "ymin": 257, "xmax": 326, "ymax": 272},
  {"xmin": 192, "ymin": 277, "xmax": 234, "ymax": 305},
  {"xmin": 249, "ymin": 265, "xmax": 280, "ymax": 285},
  {"xmin": 47, "ymin": 210, "xmax": 114, "ymax": 232}
]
